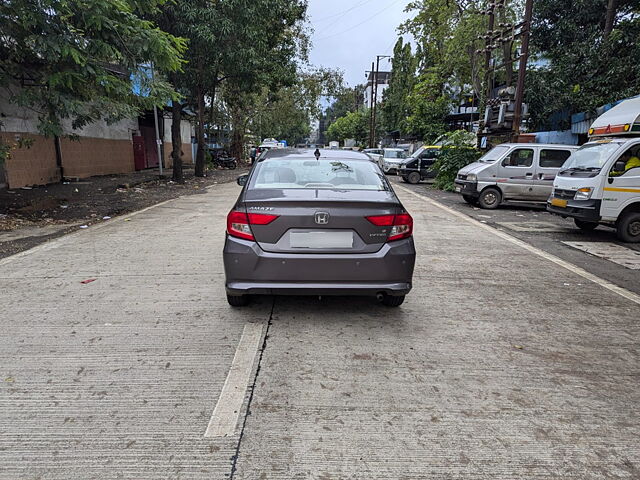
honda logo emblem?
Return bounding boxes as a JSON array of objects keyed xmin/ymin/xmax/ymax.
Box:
[{"xmin": 314, "ymin": 212, "xmax": 330, "ymax": 225}]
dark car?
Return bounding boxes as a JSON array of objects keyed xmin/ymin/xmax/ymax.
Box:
[
  {"xmin": 223, "ymin": 148, "xmax": 416, "ymax": 307},
  {"xmin": 398, "ymin": 146, "xmax": 442, "ymax": 184}
]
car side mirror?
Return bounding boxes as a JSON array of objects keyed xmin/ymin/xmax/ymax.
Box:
[
  {"xmin": 237, "ymin": 174, "xmax": 248, "ymax": 186},
  {"xmin": 614, "ymin": 160, "xmax": 626, "ymax": 172}
]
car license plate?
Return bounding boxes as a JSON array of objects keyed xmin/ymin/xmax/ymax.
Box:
[
  {"xmin": 290, "ymin": 231, "xmax": 353, "ymax": 249},
  {"xmin": 551, "ymin": 198, "xmax": 568, "ymax": 208},
  {"xmin": 455, "ymin": 186, "xmax": 461, "ymax": 193}
]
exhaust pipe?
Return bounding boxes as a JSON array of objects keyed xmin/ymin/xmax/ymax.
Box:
[{"xmin": 376, "ymin": 292, "xmax": 385, "ymax": 302}]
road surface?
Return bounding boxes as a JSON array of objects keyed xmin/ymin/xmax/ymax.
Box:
[{"xmin": 1, "ymin": 180, "xmax": 638, "ymax": 479}]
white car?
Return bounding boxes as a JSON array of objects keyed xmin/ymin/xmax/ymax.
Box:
[{"xmin": 381, "ymin": 148, "xmax": 408, "ymax": 174}]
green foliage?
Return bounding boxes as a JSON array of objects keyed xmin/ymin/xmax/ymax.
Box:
[
  {"xmin": 381, "ymin": 37, "xmax": 417, "ymax": 136},
  {"xmin": 527, "ymin": 0, "xmax": 640, "ymax": 129},
  {"xmin": 403, "ymin": 71, "xmax": 450, "ymax": 142},
  {"xmin": 324, "ymin": 84, "xmax": 365, "ymax": 134},
  {"xmin": 433, "ymin": 143, "xmax": 482, "ymax": 191},
  {"xmin": 326, "ymin": 110, "xmax": 371, "ymax": 146},
  {"xmin": 0, "ymin": 0, "xmax": 186, "ymax": 137}
]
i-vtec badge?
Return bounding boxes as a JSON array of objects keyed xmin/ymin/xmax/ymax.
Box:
[
  {"xmin": 248, "ymin": 206, "xmax": 274, "ymax": 211},
  {"xmin": 314, "ymin": 212, "xmax": 330, "ymax": 225}
]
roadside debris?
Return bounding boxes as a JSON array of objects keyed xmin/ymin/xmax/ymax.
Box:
[
  {"xmin": 102, "ymin": 216, "xmax": 111, "ymax": 220},
  {"xmin": 80, "ymin": 278, "xmax": 97, "ymax": 284},
  {"xmin": 79, "ymin": 225, "xmax": 88, "ymax": 229}
]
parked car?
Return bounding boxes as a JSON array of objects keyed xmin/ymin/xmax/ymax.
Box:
[
  {"xmin": 548, "ymin": 96, "xmax": 640, "ymax": 242},
  {"xmin": 398, "ymin": 146, "xmax": 442, "ymax": 184},
  {"xmin": 363, "ymin": 148, "xmax": 383, "ymax": 165},
  {"xmin": 224, "ymin": 148, "xmax": 416, "ymax": 307},
  {"xmin": 454, "ymin": 143, "xmax": 578, "ymax": 209},
  {"xmin": 381, "ymin": 148, "xmax": 408, "ymax": 174}
]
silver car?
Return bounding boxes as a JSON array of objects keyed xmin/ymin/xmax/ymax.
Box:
[
  {"xmin": 223, "ymin": 148, "xmax": 416, "ymax": 307},
  {"xmin": 454, "ymin": 143, "xmax": 578, "ymax": 209}
]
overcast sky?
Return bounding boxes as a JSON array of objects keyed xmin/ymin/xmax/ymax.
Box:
[{"xmin": 307, "ymin": 0, "xmax": 414, "ymax": 87}]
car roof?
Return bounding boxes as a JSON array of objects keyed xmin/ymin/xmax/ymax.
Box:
[
  {"xmin": 261, "ymin": 148, "xmax": 371, "ymax": 161},
  {"xmin": 495, "ymin": 143, "xmax": 579, "ymax": 149}
]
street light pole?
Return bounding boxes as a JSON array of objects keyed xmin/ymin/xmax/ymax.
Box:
[
  {"xmin": 150, "ymin": 63, "xmax": 164, "ymax": 177},
  {"xmin": 372, "ymin": 55, "xmax": 391, "ymax": 148},
  {"xmin": 512, "ymin": 0, "xmax": 534, "ymax": 139}
]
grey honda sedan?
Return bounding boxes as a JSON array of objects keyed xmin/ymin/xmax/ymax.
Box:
[{"xmin": 223, "ymin": 148, "xmax": 416, "ymax": 307}]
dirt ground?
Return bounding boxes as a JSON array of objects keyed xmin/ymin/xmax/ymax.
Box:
[{"xmin": 0, "ymin": 165, "xmax": 248, "ymax": 259}]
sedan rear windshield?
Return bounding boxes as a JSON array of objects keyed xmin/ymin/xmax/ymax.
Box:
[{"xmin": 251, "ymin": 158, "xmax": 388, "ymax": 190}]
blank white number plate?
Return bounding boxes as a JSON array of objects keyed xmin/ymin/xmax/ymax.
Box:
[{"xmin": 290, "ymin": 231, "xmax": 353, "ymax": 249}]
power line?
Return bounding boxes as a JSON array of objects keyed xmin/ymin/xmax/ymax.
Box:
[
  {"xmin": 315, "ymin": 0, "xmax": 406, "ymax": 42},
  {"xmin": 312, "ymin": 0, "xmax": 375, "ymax": 23}
]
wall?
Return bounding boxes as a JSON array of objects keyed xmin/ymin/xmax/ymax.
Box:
[
  {"xmin": 1, "ymin": 93, "xmax": 137, "ymax": 186},
  {"xmin": 1, "ymin": 132, "xmax": 60, "ymax": 188}
]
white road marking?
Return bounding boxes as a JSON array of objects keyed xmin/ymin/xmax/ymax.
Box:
[
  {"xmin": 563, "ymin": 241, "xmax": 640, "ymax": 270},
  {"xmin": 396, "ymin": 185, "xmax": 640, "ymax": 306},
  {"xmin": 205, "ymin": 321, "xmax": 265, "ymax": 438}
]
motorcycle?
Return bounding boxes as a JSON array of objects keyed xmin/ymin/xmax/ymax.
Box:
[{"xmin": 211, "ymin": 156, "xmax": 237, "ymax": 170}]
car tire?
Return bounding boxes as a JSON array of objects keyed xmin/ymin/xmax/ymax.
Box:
[
  {"xmin": 407, "ymin": 172, "xmax": 421, "ymax": 184},
  {"xmin": 478, "ymin": 187, "xmax": 501, "ymax": 209},
  {"xmin": 381, "ymin": 294, "xmax": 405, "ymax": 307},
  {"xmin": 462, "ymin": 195, "xmax": 478, "ymax": 205},
  {"xmin": 574, "ymin": 219, "xmax": 599, "ymax": 231},
  {"xmin": 227, "ymin": 294, "xmax": 250, "ymax": 307},
  {"xmin": 616, "ymin": 211, "xmax": 640, "ymax": 243}
]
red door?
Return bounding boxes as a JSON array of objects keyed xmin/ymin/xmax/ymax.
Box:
[
  {"xmin": 133, "ymin": 135, "xmax": 146, "ymax": 171},
  {"xmin": 140, "ymin": 125, "xmax": 159, "ymax": 168}
]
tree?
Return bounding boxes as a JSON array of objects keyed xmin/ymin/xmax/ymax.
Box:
[
  {"xmin": 0, "ymin": 0, "xmax": 185, "ymax": 138},
  {"xmin": 404, "ymin": 72, "xmax": 450, "ymax": 142},
  {"xmin": 527, "ymin": 0, "xmax": 640, "ymax": 130},
  {"xmin": 381, "ymin": 37, "xmax": 417, "ymax": 137},
  {"xmin": 326, "ymin": 110, "xmax": 371, "ymax": 146}
]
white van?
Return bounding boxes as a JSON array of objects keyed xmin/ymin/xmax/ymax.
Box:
[
  {"xmin": 454, "ymin": 143, "xmax": 578, "ymax": 208},
  {"xmin": 547, "ymin": 97, "xmax": 640, "ymax": 242}
]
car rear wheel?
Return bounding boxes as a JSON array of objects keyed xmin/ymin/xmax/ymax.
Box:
[
  {"xmin": 407, "ymin": 172, "xmax": 421, "ymax": 184},
  {"xmin": 574, "ymin": 219, "xmax": 599, "ymax": 231},
  {"xmin": 227, "ymin": 294, "xmax": 250, "ymax": 307},
  {"xmin": 462, "ymin": 195, "xmax": 478, "ymax": 205},
  {"xmin": 381, "ymin": 294, "xmax": 405, "ymax": 307},
  {"xmin": 616, "ymin": 211, "xmax": 640, "ymax": 243},
  {"xmin": 478, "ymin": 187, "xmax": 501, "ymax": 209}
]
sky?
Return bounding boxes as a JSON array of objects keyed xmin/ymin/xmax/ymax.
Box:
[{"xmin": 306, "ymin": 0, "xmax": 414, "ymax": 88}]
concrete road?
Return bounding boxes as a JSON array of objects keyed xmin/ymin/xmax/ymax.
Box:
[
  {"xmin": 394, "ymin": 177, "xmax": 640, "ymax": 295},
  {"xmin": 1, "ymin": 181, "xmax": 639, "ymax": 479}
]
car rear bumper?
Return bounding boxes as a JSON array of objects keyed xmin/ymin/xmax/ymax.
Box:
[{"xmin": 223, "ymin": 236, "xmax": 415, "ymax": 296}]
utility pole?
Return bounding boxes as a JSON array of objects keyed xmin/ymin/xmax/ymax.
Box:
[
  {"xmin": 512, "ymin": 0, "xmax": 533, "ymax": 139},
  {"xmin": 484, "ymin": 2, "xmax": 496, "ymax": 102},
  {"xmin": 368, "ymin": 62, "xmax": 375, "ymax": 148},
  {"xmin": 371, "ymin": 55, "xmax": 391, "ymax": 148}
]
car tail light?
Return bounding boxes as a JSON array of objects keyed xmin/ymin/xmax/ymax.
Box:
[
  {"xmin": 366, "ymin": 213, "xmax": 413, "ymax": 241},
  {"xmin": 227, "ymin": 211, "xmax": 279, "ymax": 241}
]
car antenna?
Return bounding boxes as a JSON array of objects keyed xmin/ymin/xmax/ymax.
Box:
[{"xmin": 314, "ymin": 148, "xmax": 321, "ymax": 160}]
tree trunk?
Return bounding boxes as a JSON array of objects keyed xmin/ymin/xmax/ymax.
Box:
[
  {"xmin": 230, "ymin": 109, "xmax": 245, "ymax": 162},
  {"xmin": 194, "ymin": 83, "xmax": 207, "ymax": 177},
  {"xmin": 171, "ymin": 100, "xmax": 184, "ymax": 184},
  {"xmin": 604, "ymin": 0, "xmax": 617, "ymax": 39}
]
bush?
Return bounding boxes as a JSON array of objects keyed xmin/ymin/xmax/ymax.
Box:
[{"xmin": 433, "ymin": 146, "xmax": 482, "ymax": 191}]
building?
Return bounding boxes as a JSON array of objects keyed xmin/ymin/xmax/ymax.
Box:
[
  {"xmin": 0, "ymin": 94, "xmax": 193, "ymax": 189},
  {"xmin": 363, "ymin": 71, "xmax": 391, "ymax": 109}
]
